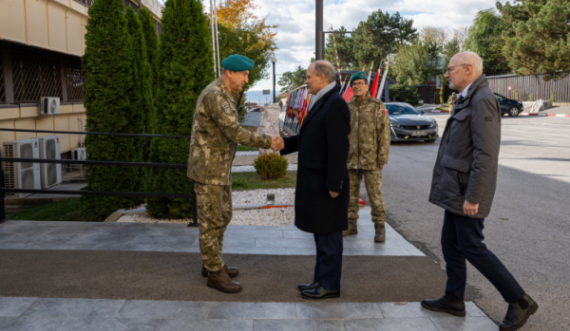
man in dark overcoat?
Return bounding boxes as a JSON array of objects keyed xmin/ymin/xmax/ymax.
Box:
[{"xmin": 279, "ymin": 60, "xmax": 351, "ymax": 300}]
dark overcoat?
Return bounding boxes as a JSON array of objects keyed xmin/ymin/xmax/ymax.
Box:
[
  {"xmin": 429, "ymin": 75, "xmax": 501, "ymax": 218},
  {"xmin": 281, "ymin": 86, "xmax": 351, "ymax": 234}
]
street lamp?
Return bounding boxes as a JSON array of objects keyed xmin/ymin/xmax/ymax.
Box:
[{"xmin": 271, "ymin": 54, "xmax": 277, "ymax": 103}]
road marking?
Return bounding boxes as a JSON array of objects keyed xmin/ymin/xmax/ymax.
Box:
[
  {"xmin": 502, "ymin": 128, "xmax": 570, "ymax": 139},
  {"xmin": 501, "ymin": 135, "xmax": 559, "ymax": 145}
]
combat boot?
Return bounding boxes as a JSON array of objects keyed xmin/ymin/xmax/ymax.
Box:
[
  {"xmin": 207, "ymin": 268, "xmax": 242, "ymax": 293},
  {"xmin": 343, "ymin": 219, "xmax": 358, "ymax": 236},
  {"xmin": 374, "ymin": 224, "xmax": 386, "ymax": 242},
  {"xmin": 201, "ymin": 264, "xmax": 239, "ymax": 278}
]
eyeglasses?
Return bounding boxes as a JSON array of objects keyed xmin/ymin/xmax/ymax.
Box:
[
  {"xmin": 446, "ymin": 64, "xmax": 467, "ymax": 74},
  {"xmin": 352, "ymin": 82, "xmax": 367, "ymax": 87}
]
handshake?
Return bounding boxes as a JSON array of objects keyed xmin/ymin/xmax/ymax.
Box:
[{"xmin": 271, "ymin": 136, "xmax": 285, "ymax": 151}]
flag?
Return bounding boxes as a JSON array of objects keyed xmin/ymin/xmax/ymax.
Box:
[
  {"xmin": 370, "ymin": 69, "xmax": 380, "ymax": 99},
  {"xmin": 376, "ymin": 60, "xmax": 390, "ymax": 100},
  {"xmin": 343, "ymin": 85, "xmax": 353, "ymax": 102}
]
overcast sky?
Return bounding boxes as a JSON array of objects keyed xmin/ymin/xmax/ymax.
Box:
[{"xmin": 178, "ymin": 0, "xmax": 506, "ymax": 92}]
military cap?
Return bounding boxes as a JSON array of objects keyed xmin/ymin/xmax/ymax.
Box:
[
  {"xmin": 222, "ymin": 54, "xmax": 254, "ymax": 71},
  {"xmin": 350, "ymin": 71, "xmax": 368, "ymax": 85}
]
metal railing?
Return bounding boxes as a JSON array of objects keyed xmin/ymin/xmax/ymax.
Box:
[{"xmin": 0, "ymin": 128, "xmax": 198, "ymax": 227}]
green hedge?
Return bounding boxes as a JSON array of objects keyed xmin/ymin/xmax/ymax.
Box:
[
  {"xmin": 146, "ymin": 0, "xmax": 215, "ymax": 219},
  {"xmin": 81, "ymin": 0, "xmax": 138, "ymax": 221}
]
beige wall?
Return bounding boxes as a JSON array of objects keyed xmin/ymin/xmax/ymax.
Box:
[
  {"xmin": 0, "ymin": 0, "xmax": 162, "ymax": 57},
  {"xmin": 0, "ymin": 104, "xmax": 87, "ymax": 154}
]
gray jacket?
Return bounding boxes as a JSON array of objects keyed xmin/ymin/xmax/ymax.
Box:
[{"xmin": 429, "ymin": 75, "xmax": 501, "ymax": 218}]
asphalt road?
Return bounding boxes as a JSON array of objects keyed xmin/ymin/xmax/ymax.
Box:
[{"xmin": 367, "ymin": 113, "xmax": 570, "ymax": 330}]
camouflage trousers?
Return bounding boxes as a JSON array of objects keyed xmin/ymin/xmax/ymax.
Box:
[
  {"xmin": 348, "ymin": 169, "xmax": 386, "ymax": 224},
  {"xmin": 194, "ymin": 182, "xmax": 232, "ymax": 273}
]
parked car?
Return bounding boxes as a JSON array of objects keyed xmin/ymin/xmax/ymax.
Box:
[
  {"xmin": 494, "ymin": 93, "xmax": 523, "ymax": 117},
  {"xmin": 385, "ymin": 102, "xmax": 439, "ymax": 143}
]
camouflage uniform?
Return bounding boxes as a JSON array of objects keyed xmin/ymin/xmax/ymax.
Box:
[
  {"xmin": 346, "ymin": 93, "xmax": 391, "ymax": 225},
  {"xmin": 187, "ymin": 78, "xmax": 272, "ymax": 272},
  {"xmin": 448, "ymin": 92, "xmax": 458, "ymax": 116}
]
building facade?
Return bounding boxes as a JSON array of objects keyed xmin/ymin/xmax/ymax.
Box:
[{"xmin": 0, "ymin": 0, "xmax": 163, "ymax": 155}]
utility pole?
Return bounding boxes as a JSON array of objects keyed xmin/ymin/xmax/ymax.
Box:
[{"xmin": 315, "ymin": 0, "xmax": 324, "ymax": 60}]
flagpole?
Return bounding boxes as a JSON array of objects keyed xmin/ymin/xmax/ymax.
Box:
[
  {"xmin": 210, "ymin": 0, "xmax": 217, "ymax": 76},
  {"xmin": 330, "ymin": 25, "xmax": 344, "ymax": 90},
  {"xmin": 376, "ymin": 60, "xmax": 390, "ymax": 100},
  {"xmin": 213, "ymin": 0, "xmax": 221, "ymax": 77},
  {"xmin": 367, "ymin": 61, "xmax": 374, "ymax": 85}
]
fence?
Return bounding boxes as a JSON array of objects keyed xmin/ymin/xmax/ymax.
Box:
[
  {"xmin": 0, "ymin": 128, "xmax": 198, "ymax": 227},
  {"xmin": 487, "ymin": 73, "xmax": 570, "ymax": 102}
]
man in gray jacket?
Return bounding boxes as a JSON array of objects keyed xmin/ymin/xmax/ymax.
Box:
[{"xmin": 421, "ymin": 52, "xmax": 538, "ymax": 331}]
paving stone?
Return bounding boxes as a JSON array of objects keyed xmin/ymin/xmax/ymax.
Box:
[
  {"xmin": 296, "ymin": 302, "xmax": 383, "ymax": 320},
  {"xmin": 465, "ymin": 302, "xmax": 488, "ymax": 317},
  {"xmin": 223, "ymin": 247, "xmax": 288, "ymax": 255},
  {"xmin": 157, "ymin": 319, "xmax": 253, "ymax": 331},
  {"xmin": 285, "ymin": 247, "xmax": 315, "ymax": 255},
  {"xmin": 21, "ymin": 298, "xmax": 125, "ymax": 318},
  {"xmin": 57, "ymin": 317, "xmax": 160, "ymax": 331},
  {"xmin": 378, "ymin": 302, "xmax": 456, "ymax": 318},
  {"xmin": 283, "ymin": 231, "xmax": 314, "ymax": 239},
  {"xmin": 208, "ymin": 302, "xmax": 296, "ymax": 320},
  {"xmin": 344, "ymin": 317, "xmax": 440, "ymax": 331},
  {"xmin": 225, "ymin": 229, "xmax": 284, "ymax": 238},
  {"xmin": 0, "ymin": 297, "xmax": 37, "ymax": 317},
  {"xmin": 0, "ymin": 317, "xmax": 65, "ymax": 331},
  {"xmin": 254, "ymin": 319, "xmax": 346, "ymax": 331},
  {"xmin": 116, "ymin": 300, "xmax": 209, "ymax": 320},
  {"xmin": 256, "ymin": 238, "xmax": 315, "ymax": 248},
  {"xmin": 430, "ymin": 316, "xmax": 498, "ymax": 331}
]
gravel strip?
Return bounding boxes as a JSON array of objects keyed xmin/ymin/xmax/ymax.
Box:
[
  {"xmin": 116, "ymin": 189, "xmax": 296, "ymax": 226},
  {"xmin": 232, "ymin": 164, "xmax": 298, "ymax": 173}
]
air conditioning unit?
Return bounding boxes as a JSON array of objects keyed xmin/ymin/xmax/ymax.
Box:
[
  {"xmin": 2, "ymin": 139, "xmax": 41, "ymax": 198},
  {"xmin": 38, "ymin": 136, "xmax": 62, "ymax": 189},
  {"xmin": 71, "ymin": 147, "xmax": 87, "ymax": 161},
  {"xmin": 40, "ymin": 97, "xmax": 60, "ymax": 115}
]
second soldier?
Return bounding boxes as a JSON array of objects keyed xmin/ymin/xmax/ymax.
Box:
[{"xmin": 344, "ymin": 71, "xmax": 391, "ymax": 242}]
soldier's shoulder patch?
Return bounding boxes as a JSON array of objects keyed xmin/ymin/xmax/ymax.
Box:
[{"xmin": 222, "ymin": 103, "xmax": 231, "ymax": 114}]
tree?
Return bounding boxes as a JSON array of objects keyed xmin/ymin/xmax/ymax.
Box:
[
  {"xmin": 352, "ymin": 10, "xmax": 417, "ymax": 69},
  {"xmin": 325, "ymin": 26, "xmax": 356, "ymax": 70},
  {"xmin": 392, "ymin": 38, "xmax": 439, "ymax": 86},
  {"xmin": 146, "ymin": 0, "xmax": 214, "ymax": 219},
  {"xmin": 464, "ymin": 8, "xmax": 510, "ymax": 75},
  {"xmin": 214, "ymin": 0, "xmax": 277, "ymax": 90},
  {"xmin": 125, "ymin": 7, "xmax": 154, "ymax": 194},
  {"xmin": 499, "ymin": 0, "xmax": 570, "ymax": 80},
  {"xmin": 81, "ymin": 0, "xmax": 137, "ymax": 221},
  {"xmin": 278, "ymin": 66, "xmax": 307, "ymax": 93},
  {"xmin": 440, "ymin": 38, "xmax": 461, "ymax": 102},
  {"xmin": 421, "ymin": 26, "xmax": 447, "ymax": 48},
  {"xmin": 138, "ymin": 8, "xmax": 159, "ymax": 102}
]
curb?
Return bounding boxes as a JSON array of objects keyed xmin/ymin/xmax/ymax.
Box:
[{"xmin": 519, "ymin": 113, "xmax": 570, "ymax": 118}]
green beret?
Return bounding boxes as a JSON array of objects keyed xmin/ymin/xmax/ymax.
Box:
[
  {"xmin": 222, "ymin": 54, "xmax": 254, "ymax": 71},
  {"xmin": 350, "ymin": 71, "xmax": 368, "ymax": 85}
]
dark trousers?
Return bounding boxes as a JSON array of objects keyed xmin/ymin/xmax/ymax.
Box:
[
  {"xmin": 442, "ymin": 210, "xmax": 525, "ymax": 303},
  {"xmin": 313, "ymin": 230, "xmax": 343, "ymax": 291}
]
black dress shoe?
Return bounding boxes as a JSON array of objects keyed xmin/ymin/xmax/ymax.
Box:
[
  {"xmin": 421, "ymin": 292, "xmax": 466, "ymax": 317},
  {"xmin": 301, "ymin": 286, "xmax": 340, "ymax": 300},
  {"xmin": 298, "ymin": 282, "xmax": 320, "ymax": 291},
  {"xmin": 499, "ymin": 295, "xmax": 538, "ymax": 331}
]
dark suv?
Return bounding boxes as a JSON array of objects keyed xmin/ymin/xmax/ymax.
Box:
[{"xmin": 494, "ymin": 93, "xmax": 523, "ymax": 117}]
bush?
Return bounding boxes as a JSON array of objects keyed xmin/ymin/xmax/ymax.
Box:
[
  {"xmin": 254, "ymin": 153, "xmax": 289, "ymax": 179},
  {"xmin": 389, "ymin": 83, "xmax": 420, "ymax": 105},
  {"xmin": 81, "ymin": 0, "xmax": 138, "ymax": 221},
  {"xmin": 145, "ymin": 0, "xmax": 214, "ymax": 219}
]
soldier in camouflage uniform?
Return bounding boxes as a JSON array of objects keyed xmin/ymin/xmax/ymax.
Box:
[
  {"xmin": 448, "ymin": 92, "xmax": 458, "ymax": 115},
  {"xmin": 187, "ymin": 55, "xmax": 282, "ymax": 293},
  {"xmin": 345, "ymin": 71, "xmax": 391, "ymax": 243}
]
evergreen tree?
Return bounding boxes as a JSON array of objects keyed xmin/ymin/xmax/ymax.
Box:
[
  {"xmin": 464, "ymin": 8, "xmax": 510, "ymax": 76},
  {"xmin": 146, "ymin": 0, "xmax": 215, "ymax": 219},
  {"xmin": 325, "ymin": 27, "xmax": 356, "ymax": 70},
  {"xmin": 352, "ymin": 11, "xmax": 417, "ymax": 69},
  {"xmin": 138, "ymin": 8, "xmax": 159, "ymax": 102},
  {"xmin": 499, "ymin": 0, "xmax": 570, "ymax": 80},
  {"xmin": 81, "ymin": 0, "xmax": 137, "ymax": 221},
  {"xmin": 125, "ymin": 7, "xmax": 153, "ymax": 194}
]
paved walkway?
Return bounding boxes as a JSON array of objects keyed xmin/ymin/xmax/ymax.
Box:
[
  {"xmin": 0, "ymin": 208, "xmax": 500, "ymax": 330},
  {"xmin": 0, "ymin": 297, "xmax": 495, "ymax": 331},
  {"xmin": 0, "ymin": 208, "xmax": 424, "ymax": 257}
]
